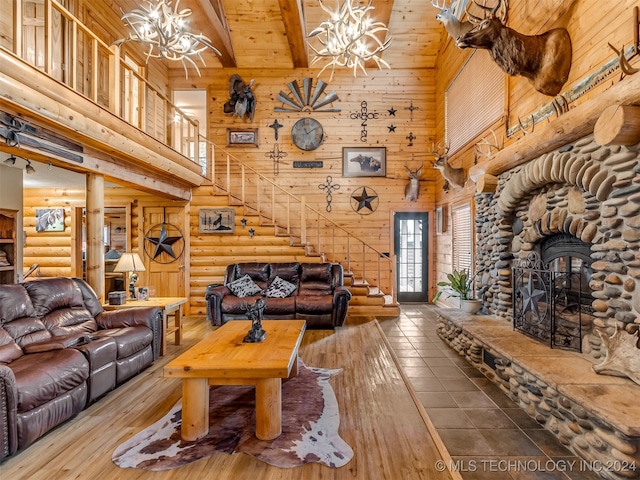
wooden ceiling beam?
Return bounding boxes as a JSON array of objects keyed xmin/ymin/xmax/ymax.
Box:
[
  {"xmin": 193, "ymin": 0, "xmax": 237, "ymax": 68},
  {"xmin": 365, "ymin": 0, "xmax": 395, "ymax": 70},
  {"xmin": 278, "ymin": 0, "xmax": 309, "ymax": 68}
]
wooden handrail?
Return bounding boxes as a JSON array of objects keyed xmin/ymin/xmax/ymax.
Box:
[
  {"xmin": 207, "ymin": 138, "xmax": 396, "ymax": 301},
  {"xmin": 10, "ymin": 0, "xmax": 200, "ymax": 163}
]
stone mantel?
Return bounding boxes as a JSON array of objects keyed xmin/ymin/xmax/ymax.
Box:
[{"xmin": 469, "ymin": 70, "xmax": 640, "ymax": 180}]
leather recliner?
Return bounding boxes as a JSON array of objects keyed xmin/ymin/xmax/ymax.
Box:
[{"xmin": 0, "ymin": 277, "xmax": 162, "ymax": 460}]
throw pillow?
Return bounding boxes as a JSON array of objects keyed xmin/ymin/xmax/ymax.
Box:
[
  {"xmin": 227, "ymin": 274, "xmax": 262, "ymax": 298},
  {"xmin": 264, "ymin": 276, "xmax": 297, "ymax": 298}
]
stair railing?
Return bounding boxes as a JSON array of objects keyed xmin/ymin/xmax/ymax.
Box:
[{"xmin": 206, "ymin": 139, "xmax": 396, "ymax": 302}]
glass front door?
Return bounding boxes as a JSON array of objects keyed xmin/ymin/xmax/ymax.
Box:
[{"xmin": 394, "ymin": 212, "xmax": 429, "ymax": 302}]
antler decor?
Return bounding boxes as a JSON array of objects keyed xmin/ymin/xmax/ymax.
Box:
[
  {"xmin": 115, "ymin": 0, "xmax": 221, "ymax": 78},
  {"xmin": 307, "ymin": 0, "xmax": 392, "ymax": 80}
]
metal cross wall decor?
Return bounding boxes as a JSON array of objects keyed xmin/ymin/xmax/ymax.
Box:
[
  {"xmin": 405, "ymin": 101, "xmax": 419, "ymax": 121},
  {"xmin": 350, "ymin": 101, "xmax": 379, "ymax": 142},
  {"xmin": 406, "ymin": 132, "xmax": 416, "ymax": 146},
  {"xmin": 268, "ymin": 119, "xmax": 283, "ymax": 140},
  {"xmin": 265, "ymin": 143, "xmax": 288, "ymax": 175},
  {"xmin": 318, "ymin": 175, "xmax": 340, "ymax": 212}
]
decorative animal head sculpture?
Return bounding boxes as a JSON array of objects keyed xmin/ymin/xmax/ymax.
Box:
[
  {"xmin": 430, "ymin": 0, "xmax": 474, "ymax": 40},
  {"xmin": 431, "ymin": 142, "xmax": 467, "ymax": 190},
  {"xmin": 224, "ymin": 74, "xmax": 256, "ymax": 121},
  {"xmin": 404, "ymin": 162, "xmax": 424, "ymax": 202},
  {"xmin": 456, "ymin": 0, "xmax": 572, "ymax": 96}
]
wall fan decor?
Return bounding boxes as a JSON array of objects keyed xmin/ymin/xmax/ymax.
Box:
[
  {"xmin": 351, "ymin": 186, "xmax": 378, "ymax": 214},
  {"xmin": 275, "ymin": 77, "xmax": 340, "ymax": 112}
]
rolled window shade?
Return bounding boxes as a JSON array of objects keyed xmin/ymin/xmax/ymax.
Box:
[
  {"xmin": 452, "ymin": 204, "xmax": 472, "ymax": 273},
  {"xmin": 446, "ymin": 50, "xmax": 505, "ymax": 155}
]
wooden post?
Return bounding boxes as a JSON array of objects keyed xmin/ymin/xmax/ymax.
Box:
[
  {"xmin": 86, "ymin": 174, "xmax": 104, "ymax": 302},
  {"xmin": 594, "ymin": 104, "xmax": 640, "ymax": 146}
]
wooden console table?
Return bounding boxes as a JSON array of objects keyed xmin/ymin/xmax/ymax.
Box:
[{"xmin": 103, "ymin": 297, "xmax": 188, "ymax": 356}]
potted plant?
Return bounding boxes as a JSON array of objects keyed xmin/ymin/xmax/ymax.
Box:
[{"xmin": 433, "ymin": 268, "xmax": 483, "ymax": 314}]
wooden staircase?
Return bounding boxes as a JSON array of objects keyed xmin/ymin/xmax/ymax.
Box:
[{"xmin": 206, "ymin": 153, "xmax": 400, "ymax": 318}]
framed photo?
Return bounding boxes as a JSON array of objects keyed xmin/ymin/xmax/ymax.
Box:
[
  {"xmin": 226, "ymin": 128, "xmax": 259, "ymax": 147},
  {"xmin": 199, "ymin": 208, "xmax": 235, "ymax": 234},
  {"xmin": 137, "ymin": 286, "xmax": 149, "ymax": 301},
  {"xmin": 436, "ymin": 206, "xmax": 448, "ymax": 234},
  {"xmin": 342, "ymin": 147, "xmax": 386, "ymax": 177},
  {"xmin": 35, "ymin": 208, "xmax": 65, "ymax": 232}
]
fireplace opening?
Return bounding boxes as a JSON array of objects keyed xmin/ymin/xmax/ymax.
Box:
[{"xmin": 512, "ymin": 234, "xmax": 594, "ymax": 351}]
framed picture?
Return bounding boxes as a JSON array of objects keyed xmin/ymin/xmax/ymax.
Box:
[
  {"xmin": 226, "ymin": 128, "xmax": 259, "ymax": 147},
  {"xmin": 199, "ymin": 208, "xmax": 235, "ymax": 234},
  {"xmin": 436, "ymin": 206, "xmax": 448, "ymax": 234},
  {"xmin": 342, "ymin": 147, "xmax": 386, "ymax": 177},
  {"xmin": 137, "ymin": 286, "xmax": 149, "ymax": 301},
  {"xmin": 35, "ymin": 208, "xmax": 65, "ymax": 232}
]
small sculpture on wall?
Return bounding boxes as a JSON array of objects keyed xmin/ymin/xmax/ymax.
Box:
[
  {"xmin": 404, "ymin": 162, "xmax": 423, "ymax": 202},
  {"xmin": 456, "ymin": 0, "xmax": 572, "ymax": 96},
  {"xmin": 224, "ymin": 74, "xmax": 256, "ymax": 121}
]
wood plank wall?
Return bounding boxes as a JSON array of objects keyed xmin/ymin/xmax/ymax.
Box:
[
  {"xmin": 173, "ymin": 67, "xmax": 437, "ymax": 311},
  {"xmin": 432, "ymin": 0, "xmax": 640, "ymax": 306}
]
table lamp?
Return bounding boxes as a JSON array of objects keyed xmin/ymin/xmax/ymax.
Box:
[{"xmin": 113, "ymin": 252, "xmax": 146, "ymax": 299}]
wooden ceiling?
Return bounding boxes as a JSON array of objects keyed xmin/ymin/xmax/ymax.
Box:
[{"xmin": 113, "ymin": 0, "xmax": 444, "ymax": 72}]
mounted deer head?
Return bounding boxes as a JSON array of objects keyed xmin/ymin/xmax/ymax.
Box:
[
  {"xmin": 430, "ymin": 0, "xmax": 473, "ymax": 40},
  {"xmin": 456, "ymin": 0, "xmax": 572, "ymax": 96},
  {"xmin": 430, "ymin": 142, "xmax": 467, "ymax": 190},
  {"xmin": 404, "ymin": 161, "xmax": 424, "ymax": 202}
]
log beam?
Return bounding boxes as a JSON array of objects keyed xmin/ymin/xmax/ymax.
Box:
[
  {"xmin": 86, "ymin": 174, "xmax": 105, "ymax": 303},
  {"xmin": 469, "ymin": 71, "xmax": 640, "ymax": 179},
  {"xmin": 594, "ymin": 104, "xmax": 640, "ymax": 146},
  {"xmin": 476, "ymin": 174, "xmax": 499, "ymax": 193},
  {"xmin": 277, "ymin": 0, "xmax": 309, "ymax": 68}
]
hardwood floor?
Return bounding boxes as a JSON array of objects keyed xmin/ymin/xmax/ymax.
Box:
[{"xmin": 0, "ymin": 315, "xmax": 452, "ymax": 480}]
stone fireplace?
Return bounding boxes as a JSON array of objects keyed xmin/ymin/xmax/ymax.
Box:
[
  {"xmin": 475, "ymin": 134, "xmax": 640, "ymax": 364},
  {"xmin": 434, "ymin": 134, "xmax": 640, "ymax": 478}
]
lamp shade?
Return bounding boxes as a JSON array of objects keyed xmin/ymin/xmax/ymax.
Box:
[{"xmin": 113, "ymin": 252, "xmax": 146, "ymax": 273}]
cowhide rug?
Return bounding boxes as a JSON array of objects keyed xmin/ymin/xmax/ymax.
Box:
[{"xmin": 112, "ymin": 361, "xmax": 353, "ymax": 470}]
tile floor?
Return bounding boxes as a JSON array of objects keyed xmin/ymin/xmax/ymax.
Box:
[{"xmin": 378, "ymin": 304, "xmax": 603, "ymax": 480}]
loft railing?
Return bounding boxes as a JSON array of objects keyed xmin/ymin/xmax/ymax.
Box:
[
  {"xmin": 7, "ymin": 0, "xmax": 200, "ymax": 165},
  {"xmin": 207, "ymin": 140, "xmax": 397, "ymax": 301}
]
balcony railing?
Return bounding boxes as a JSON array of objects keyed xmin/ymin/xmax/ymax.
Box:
[{"xmin": 6, "ymin": 0, "xmax": 201, "ymax": 168}]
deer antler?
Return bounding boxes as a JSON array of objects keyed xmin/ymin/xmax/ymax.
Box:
[
  {"xmin": 474, "ymin": 130, "xmax": 503, "ymax": 159},
  {"xmin": 466, "ymin": 0, "xmax": 508, "ymax": 25},
  {"xmin": 515, "ymin": 115, "xmax": 535, "ymax": 136}
]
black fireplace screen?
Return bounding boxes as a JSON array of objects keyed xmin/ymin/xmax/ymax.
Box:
[{"xmin": 512, "ymin": 251, "xmax": 590, "ymax": 351}]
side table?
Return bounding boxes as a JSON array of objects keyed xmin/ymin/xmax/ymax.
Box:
[{"xmin": 103, "ymin": 297, "xmax": 188, "ymax": 355}]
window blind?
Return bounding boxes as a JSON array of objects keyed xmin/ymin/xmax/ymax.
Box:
[
  {"xmin": 445, "ymin": 50, "xmax": 505, "ymax": 154},
  {"xmin": 452, "ymin": 204, "xmax": 472, "ymax": 272}
]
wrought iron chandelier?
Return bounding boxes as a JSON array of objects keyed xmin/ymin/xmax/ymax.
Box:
[
  {"xmin": 307, "ymin": 0, "xmax": 392, "ymax": 80},
  {"xmin": 115, "ymin": 0, "xmax": 220, "ymax": 77}
]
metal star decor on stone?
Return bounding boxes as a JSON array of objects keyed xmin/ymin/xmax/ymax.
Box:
[
  {"xmin": 351, "ymin": 186, "xmax": 378, "ymax": 214},
  {"xmin": 145, "ymin": 223, "xmax": 183, "ymax": 262},
  {"xmin": 519, "ymin": 274, "xmax": 546, "ymax": 321}
]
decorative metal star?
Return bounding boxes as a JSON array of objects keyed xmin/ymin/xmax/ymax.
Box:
[
  {"xmin": 388, "ymin": 107, "xmax": 397, "ymax": 116},
  {"xmin": 146, "ymin": 223, "xmax": 181, "ymax": 260},
  {"xmin": 351, "ymin": 187, "xmax": 378, "ymax": 213},
  {"xmin": 519, "ymin": 274, "xmax": 546, "ymax": 321},
  {"xmin": 241, "ymin": 218, "xmax": 247, "ymax": 228},
  {"xmin": 248, "ymin": 228, "xmax": 255, "ymax": 238},
  {"xmin": 388, "ymin": 124, "xmax": 396, "ymax": 133}
]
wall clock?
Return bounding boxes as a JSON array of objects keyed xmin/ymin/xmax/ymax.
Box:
[{"xmin": 291, "ymin": 117, "xmax": 324, "ymax": 151}]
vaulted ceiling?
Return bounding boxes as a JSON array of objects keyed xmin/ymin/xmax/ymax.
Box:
[{"xmin": 113, "ymin": 0, "xmax": 444, "ymax": 72}]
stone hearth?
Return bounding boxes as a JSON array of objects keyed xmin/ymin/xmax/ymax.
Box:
[{"xmin": 436, "ymin": 308, "xmax": 640, "ymax": 480}]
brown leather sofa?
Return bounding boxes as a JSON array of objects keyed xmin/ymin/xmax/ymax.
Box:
[
  {"xmin": 206, "ymin": 262, "xmax": 351, "ymax": 329},
  {"xmin": 0, "ymin": 277, "xmax": 162, "ymax": 460}
]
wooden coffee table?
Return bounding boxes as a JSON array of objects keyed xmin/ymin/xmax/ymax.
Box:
[{"xmin": 164, "ymin": 319, "xmax": 306, "ymax": 441}]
